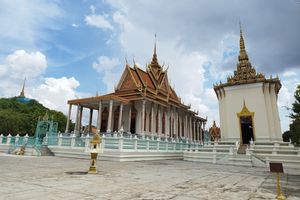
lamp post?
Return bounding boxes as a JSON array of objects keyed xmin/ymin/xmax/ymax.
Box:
[{"xmin": 88, "ymin": 133, "xmax": 101, "ymax": 174}]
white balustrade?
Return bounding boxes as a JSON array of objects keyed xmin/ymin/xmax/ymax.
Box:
[
  {"xmin": 0, "ymin": 134, "xmax": 3, "ymax": 144},
  {"xmin": 7, "ymin": 134, "xmax": 12, "ymax": 144},
  {"xmin": 15, "ymin": 134, "xmax": 20, "ymax": 145},
  {"xmin": 118, "ymin": 135, "xmax": 123, "ymax": 151},
  {"xmin": 58, "ymin": 134, "xmax": 62, "ymax": 146}
]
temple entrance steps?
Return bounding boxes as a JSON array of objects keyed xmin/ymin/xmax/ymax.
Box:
[
  {"xmin": 39, "ymin": 146, "xmax": 54, "ymax": 156},
  {"xmin": 237, "ymin": 144, "xmax": 247, "ymax": 154}
]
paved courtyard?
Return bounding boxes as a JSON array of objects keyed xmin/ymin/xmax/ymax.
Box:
[{"xmin": 0, "ymin": 153, "xmax": 300, "ymax": 200}]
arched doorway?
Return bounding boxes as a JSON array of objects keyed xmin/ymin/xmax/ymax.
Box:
[
  {"xmin": 237, "ymin": 101, "xmax": 255, "ymax": 144},
  {"xmin": 100, "ymin": 107, "xmax": 108, "ymax": 132},
  {"xmin": 130, "ymin": 105, "xmax": 137, "ymax": 134}
]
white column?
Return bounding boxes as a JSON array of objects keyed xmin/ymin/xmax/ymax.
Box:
[
  {"xmin": 151, "ymin": 104, "xmax": 154, "ymax": 134},
  {"xmin": 193, "ymin": 120, "xmax": 196, "ymax": 142},
  {"xmin": 200, "ymin": 121, "xmax": 203, "ymax": 143},
  {"xmin": 141, "ymin": 100, "xmax": 146, "ymax": 135},
  {"xmin": 118, "ymin": 103, "xmax": 124, "ymax": 131},
  {"xmin": 65, "ymin": 104, "xmax": 72, "ymax": 133},
  {"xmin": 158, "ymin": 106, "xmax": 161, "ymax": 135},
  {"xmin": 128, "ymin": 105, "xmax": 132, "ymax": 133},
  {"xmin": 107, "ymin": 100, "xmax": 113, "ymax": 132},
  {"xmin": 74, "ymin": 105, "xmax": 80, "ymax": 135},
  {"xmin": 185, "ymin": 114, "xmax": 188, "ymax": 138},
  {"xmin": 79, "ymin": 106, "xmax": 83, "ymax": 133},
  {"xmin": 166, "ymin": 108, "xmax": 170, "ymax": 138},
  {"xmin": 88, "ymin": 108, "xmax": 93, "ymax": 133},
  {"xmin": 96, "ymin": 101, "xmax": 102, "ymax": 133}
]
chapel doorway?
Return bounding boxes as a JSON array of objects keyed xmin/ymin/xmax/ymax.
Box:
[
  {"xmin": 240, "ymin": 116, "xmax": 254, "ymax": 144},
  {"xmin": 130, "ymin": 106, "xmax": 137, "ymax": 134},
  {"xmin": 100, "ymin": 107, "xmax": 108, "ymax": 132}
]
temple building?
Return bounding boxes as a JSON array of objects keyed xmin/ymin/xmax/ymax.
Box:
[
  {"xmin": 65, "ymin": 44, "xmax": 207, "ymax": 141},
  {"xmin": 214, "ymin": 26, "xmax": 282, "ymax": 144}
]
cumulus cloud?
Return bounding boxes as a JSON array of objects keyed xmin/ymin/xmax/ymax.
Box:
[
  {"xmin": 92, "ymin": 56, "xmax": 121, "ymax": 92},
  {"xmin": 31, "ymin": 77, "xmax": 80, "ymax": 113},
  {"xmin": 85, "ymin": 14, "xmax": 113, "ymax": 30},
  {"xmin": 3, "ymin": 50, "xmax": 47, "ymax": 79},
  {"xmin": 0, "ymin": 50, "xmax": 81, "ymax": 116}
]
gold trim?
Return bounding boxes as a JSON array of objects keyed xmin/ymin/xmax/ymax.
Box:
[{"xmin": 236, "ymin": 100, "xmax": 256, "ymax": 144}]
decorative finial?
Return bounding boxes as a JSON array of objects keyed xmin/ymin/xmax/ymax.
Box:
[
  {"xmin": 125, "ymin": 56, "xmax": 128, "ymax": 65},
  {"xmin": 151, "ymin": 33, "xmax": 158, "ymax": 65}
]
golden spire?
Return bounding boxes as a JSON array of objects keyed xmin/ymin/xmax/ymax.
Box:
[
  {"xmin": 151, "ymin": 33, "xmax": 158, "ymax": 66},
  {"xmin": 237, "ymin": 23, "xmax": 252, "ymax": 69},
  {"xmin": 19, "ymin": 77, "xmax": 26, "ymax": 97}
]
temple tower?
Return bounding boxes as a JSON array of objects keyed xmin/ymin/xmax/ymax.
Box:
[{"xmin": 214, "ymin": 26, "xmax": 282, "ymax": 143}]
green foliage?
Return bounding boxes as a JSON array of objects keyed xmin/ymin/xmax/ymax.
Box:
[
  {"xmin": 282, "ymin": 130, "xmax": 291, "ymax": 142},
  {"xmin": 290, "ymin": 116, "xmax": 300, "ymax": 146},
  {"xmin": 0, "ymin": 97, "xmax": 70, "ymax": 136},
  {"xmin": 289, "ymin": 85, "xmax": 300, "ymax": 146},
  {"xmin": 290, "ymin": 85, "xmax": 300, "ymax": 119}
]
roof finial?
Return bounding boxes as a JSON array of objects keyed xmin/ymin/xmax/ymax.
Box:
[
  {"xmin": 154, "ymin": 33, "xmax": 157, "ymax": 55},
  {"xmin": 239, "ymin": 21, "xmax": 245, "ymax": 51},
  {"xmin": 151, "ymin": 33, "xmax": 158, "ymax": 65},
  {"xmin": 19, "ymin": 77, "xmax": 26, "ymax": 97},
  {"xmin": 237, "ymin": 22, "xmax": 251, "ymax": 69}
]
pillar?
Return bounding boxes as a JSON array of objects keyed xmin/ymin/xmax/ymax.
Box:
[
  {"xmin": 65, "ymin": 104, "xmax": 72, "ymax": 133},
  {"xmin": 88, "ymin": 108, "xmax": 93, "ymax": 133},
  {"xmin": 141, "ymin": 100, "xmax": 146, "ymax": 134},
  {"xmin": 118, "ymin": 103, "xmax": 123, "ymax": 131},
  {"xmin": 74, "ymin": 105, "xmax": 80, "ymax": 135},
  {"xmin": 185, "ymin": 114, "xmax": 188, "ymax": 139},
  {"xmin": 107, "ymin": 100, "xmax": 113, "ymax": 132},
  {"xmin": 128, "ymin": 105, "xmax": 132, "ymax": 133},
  {"xmin": 79, "ymin": 106, "xmax": 83, "ymax": 133},
  {"xmin": 96, "ymin": 101, "xmax": 102, "ymax": 133},
  {"xmin": 158, "ymin": 105, "xmax": 161, "ymax": 135},
  {"xmin": 151, "ymin": 104, "xmax": 154, "ymax": 134},
  {"xmin": 193, "ymin": 120, "xmax": 196, "ymax": 142}
]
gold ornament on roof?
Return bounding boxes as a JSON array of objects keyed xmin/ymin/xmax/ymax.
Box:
[{"xmin": 227, "ymin": 24, "xmax": 266, "ymax": 85}]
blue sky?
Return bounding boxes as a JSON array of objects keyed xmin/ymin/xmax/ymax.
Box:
[{"xmin": 0, "ymin": 0, "xmax": 299, "ymax": 132}]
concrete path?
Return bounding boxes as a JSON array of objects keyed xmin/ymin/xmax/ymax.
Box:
[{"xmin": 0, "ymin": 153, "xmax": 299, "ymax": 200}]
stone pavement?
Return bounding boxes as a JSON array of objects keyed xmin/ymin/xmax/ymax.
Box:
[{"xmin": 0, "ymin": 153, "xmax": 299, "ymax": 200}]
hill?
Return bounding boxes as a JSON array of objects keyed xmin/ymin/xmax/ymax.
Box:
[{"xmin": 0, "ymin": 97, "xmax": 69, "ymax": 136}]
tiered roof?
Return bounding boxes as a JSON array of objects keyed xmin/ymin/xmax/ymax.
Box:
[{"xmin": 115, "ymin": 44, "xmax": 189, "ymax": 109}]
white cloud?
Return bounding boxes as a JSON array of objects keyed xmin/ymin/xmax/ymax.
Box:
[
  {"xmin": 71, "ymin": 23, "xmax": 79, "ymax": 28},
  {"xmin": 283, "ymin": 71, "xmax": 297, "ymax": 77},
  {"xmin": 4, "ymin": 50, "xmax": 47, "ymax": 79},
  {"xmin": 92, "ymin": 56, "xmax": 121, "ymax": 92},
  {"xmin": 85, "ymin": 14, "xmax": 113, "ymax": 30},
  {"xmin": 31, "ymin": 77, "xmax": 80, "ymax": 113},
  {"xmin": 0, "ymin": 50, "xmax": 82, "ymax": 117},
  {"xmin": 90, "ymin": 5, "xmax": 96, "ymax": 14}
]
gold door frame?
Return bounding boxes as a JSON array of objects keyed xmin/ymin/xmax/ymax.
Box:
[{"xmin": 236, "ymin": 100, "xmax": 256, "ymax": 144}]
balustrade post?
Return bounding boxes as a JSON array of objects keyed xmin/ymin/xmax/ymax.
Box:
[
  {"xmin": 146, "ymin": 137, "xmax": 150, "ymax": 151},
  {"xmin": 43, "ymin": 134, "xmax": 48, "ymax": 145},
  {"xmin": 180, "ymin": 140, "xmax": 183, "ymax": 151},
  {"xmin": 0, "ymin": 134, "xmax": 3, "ymax": 144},
  {"xmin": 134, "ymin": 135, "xmax": 138, "ymax": 151},
  {"xmin": 15, "ymin": 134, "xmax": 20, "ymax": 145},
  {"xmin": 58, "ymin": 134, "xmax": 62, "ymax": 146},
  {"xmin": 156, "ymin": 137, "xmax": 160, "ymax": 151},
  {"xmin": 118, "ymin": 135, "xmax": 123, "ymax": 152},
  {"xmin": 71, "ymin": 134, "xmax": 76, "ymax": 147},
  {"xmin": 165, "ymin": 138, "xmax": 169, "ymax": 151},
  {"xmin": 101, "ymin": 134, "xmax": 105, "ymax": 153},
  {"xmin": 7, "ymin": 134, "xmax": 12, "ymax": 145},
  {"xmin": 173, "ymin": 139, "xmax": 176, "ymax": 151},
  {"xmin": 24, "ymin": 134, "xmax": 29, "ymax": 144},
  {"xmin": 85, "ymin": 134, "xmax": 91, "ymax": 152}
]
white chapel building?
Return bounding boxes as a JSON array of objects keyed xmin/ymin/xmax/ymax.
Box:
[{"xmin": 214, "ymin": 28, "xmax": 282, "ymax": 144}]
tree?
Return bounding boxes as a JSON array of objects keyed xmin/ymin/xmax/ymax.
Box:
[
  {"xmin": 289, "ymin": 84, "xmax": 300, "ymax": 146},
  {"xmin": 0, "ymin": 97, "xmax": 73, "ymax": 136}
]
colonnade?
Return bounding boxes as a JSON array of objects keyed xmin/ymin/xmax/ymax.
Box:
[{"xmin": 65, "ymin": 99, "xmax": 206, "ymax": 142}]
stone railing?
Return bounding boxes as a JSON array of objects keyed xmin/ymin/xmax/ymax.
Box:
[{"xmin": 0, "ymin": 133, "xmax": 204, "ymax": 153}]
